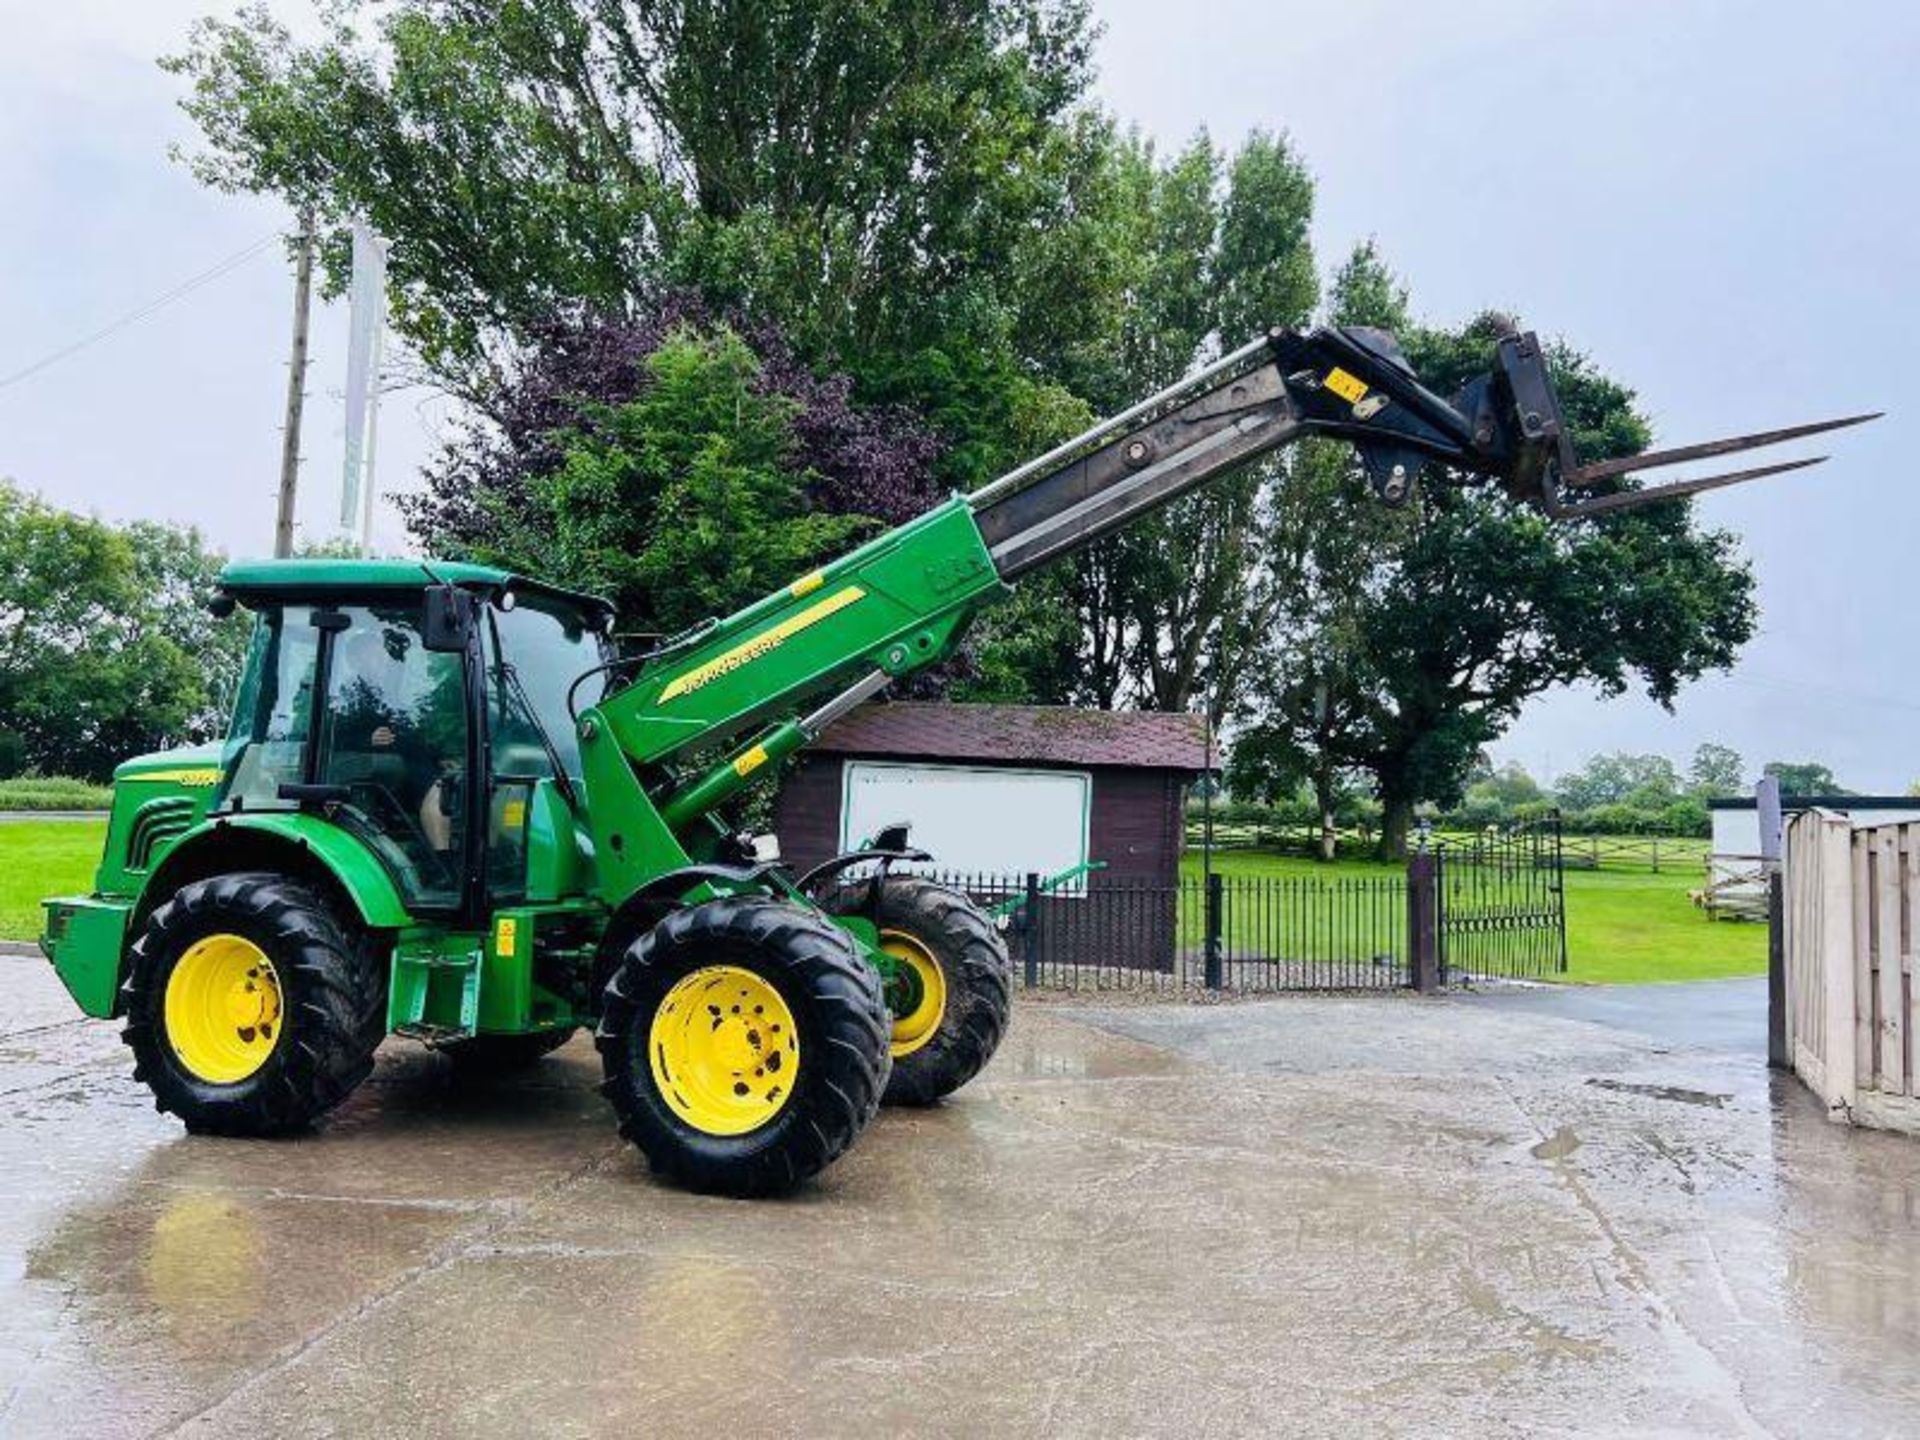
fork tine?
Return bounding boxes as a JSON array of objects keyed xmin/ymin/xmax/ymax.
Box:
[
  {"xmin": 1561, "ymin": 456, "xmax": 1828, "ymax": 516},
  {"xmin": 1562, "ymin": 414, "xmax": 1879, "ymax": 488}
]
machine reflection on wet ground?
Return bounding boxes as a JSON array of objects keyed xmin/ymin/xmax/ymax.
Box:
[{"xmin": 2, "ymin": 953, "xmax": 1917, "ymax": 1437}]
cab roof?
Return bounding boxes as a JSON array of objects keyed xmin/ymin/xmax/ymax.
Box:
[{"xmin": 218, "ymin": 558, "xmax": 615, "ymax": 627}]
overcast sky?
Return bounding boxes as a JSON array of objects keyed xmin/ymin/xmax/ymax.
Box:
[{"xmin": 2, "ymin": 1, "xmax": 1914, "ymax": 789}]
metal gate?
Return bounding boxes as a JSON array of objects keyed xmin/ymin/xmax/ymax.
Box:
[{"xmin": 1436, "ymin": 815, "xmax": 1568, "ymax": 982}]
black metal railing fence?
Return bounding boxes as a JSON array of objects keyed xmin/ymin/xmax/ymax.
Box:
[{"xmin": 822, "ymin": 816, "xmax": 1564, "ymax": 995}]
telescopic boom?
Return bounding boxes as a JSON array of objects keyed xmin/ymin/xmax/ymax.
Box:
[{"xmin": 576, "ymin": 322, "xmax": 1874, "ymax": 895}]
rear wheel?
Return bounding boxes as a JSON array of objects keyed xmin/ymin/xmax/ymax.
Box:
[
  {"xmin": 122, "ymin": 873, "xmax": 386, "ymax": 1136},
  {"xmin": 829, "ymin": 877, "xmax": 1012, "ymax": 1106},
  {"xmin": 596, "ymin": 896, "xmax": 891, "ymax": 1196}
]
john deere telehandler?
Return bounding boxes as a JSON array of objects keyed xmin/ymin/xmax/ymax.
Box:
[{"xmin": 39, "ymin": 324, "xmax": 1869, "ymax": 1194}]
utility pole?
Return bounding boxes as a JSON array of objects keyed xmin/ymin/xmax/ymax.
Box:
[{"xmin": 273, "ymin": 213, "xmax": 315, "ymax": 558}]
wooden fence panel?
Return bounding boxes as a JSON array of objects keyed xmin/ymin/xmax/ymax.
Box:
[
  {"xmin": 1782, "ymin": 811, "xmax": 1920, "ymax": 1134},
  {"xmin": 1871, "ymin": 828, "xmax": 1905, "ymax": 1095}
]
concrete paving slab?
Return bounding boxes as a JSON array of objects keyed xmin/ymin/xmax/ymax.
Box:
[
  {"xmin": 2, "ymin": 953, "xmax": 1917, "ymax": 1437},
  {"xmin": 1468, "ymin": 976, "xmax": 1769, "ymax": 1055}
]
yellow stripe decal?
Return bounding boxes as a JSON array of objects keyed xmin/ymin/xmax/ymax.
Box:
[
  {"xmin": 125, "ymin": 769, "xmax": 223, "ymax": 786},
  {"xmin": 658, "ymin": 586, "xmax": 866, "ymax": 704},
  {"xmin": 732, "ymin": 744, "xmax": 771, "ymax": 778},
  {"xmin": 1323, "ymin": 367, "xmax": 1368, "ymax": 404},
  {"xmin": 789, "ymin": 570, "xmax": 825, "ymax": 598}
]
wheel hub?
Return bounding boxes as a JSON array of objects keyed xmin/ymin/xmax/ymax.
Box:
[
  {"xmin": 880, "ymin": 930, "xmax": 947, "ymax": 1058},
  {"xmin": 648, "ymin": 966, "xmax": 800, "ymax": 1136},
  {"xmin": 164, "ymin": 934, "xmax": 284, "ymax": 1084}
]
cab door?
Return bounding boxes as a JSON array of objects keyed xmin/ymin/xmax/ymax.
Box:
[{"xmin": 480, "ymin": 600, "xmax": 606, "ymax": 907}]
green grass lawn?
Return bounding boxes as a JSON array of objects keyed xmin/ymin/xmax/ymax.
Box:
[
  {"xmin": 1, "ymin": 819, "xmax": 1764, "ymax": 985},
  {"xmin": 1, "ymin": 819, "xmax": 105, "ymax": 942},
  {"xmin": 1181, "ymin": 848, "xmax": 1765, "ymax": 985}
]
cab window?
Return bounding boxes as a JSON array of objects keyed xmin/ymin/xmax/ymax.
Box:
[
  {"xmin": 486, "ymin": 601, "xmax": 607, "ymax": 782},
  {"xmin": 482, "ymin": 600, "xmax": 607, "ymax": 896},
  {"xmin": 224, "ymin": 610, "xmax": 319, "ymax": 810},
  {"xmin": 318, "ymin": 606, "xmax": 471, "ymax": 908}
]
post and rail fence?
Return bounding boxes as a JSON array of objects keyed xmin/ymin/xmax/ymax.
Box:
[
  {"xmin": 828, "ymin": 814, "xmax": 1566, "ymax": 996},
  {"xmin": 1184, "ymin": 814, "xmax": 1696, "ymax": 874}
]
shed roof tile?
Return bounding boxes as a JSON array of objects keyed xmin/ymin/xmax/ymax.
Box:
[{"xmin": 810, "ymin": 702, "xmax": 1208, "ymax": 772}]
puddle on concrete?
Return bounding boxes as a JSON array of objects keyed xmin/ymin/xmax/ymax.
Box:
[{"xmin": 1587, "ymin": 1079, "xmax": 1730, "ymax": 1109}]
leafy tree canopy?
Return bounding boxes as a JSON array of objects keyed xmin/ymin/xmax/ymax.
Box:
[
  {"xmin": 1556, "ymin": 751, "xmax": 1683, "ymax": 811},
  {"xmin": 1687, "ymin": 741, "xmax": 1745, "ymax": 796},
  {"xmin": 1763, "ymin": 759, "xmax": 1846, "ymax": 797},
  {"xmin": 1229, "ymin": 243, "xmax": 1757, "ymax": 857},
  {"xmin": 407, "ymin": 316, "xmax": 940, "ymax": 639},
  {"xmin": 166, "ymin": 0, "xmax": 1110, "ymax": 486},
  {"xmin": 0, "ymin": 482, "xmax": 248, "ymax": 780},
  {"xmin": 974, "ymin": 127, "xmax": 1321, "ymax": 715}
]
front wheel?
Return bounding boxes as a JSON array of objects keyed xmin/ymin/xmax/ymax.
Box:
[
  {"xmin": 595, "ymin": 896, "xmax": 891, "ymax": 1197},
  {"xmin": 121, "ymin": 873, "xmax": 387, "ymax": 1136},
  {"xmin": 829, "ymin": 877, "xmax": 1012, "ymax": 1106}
]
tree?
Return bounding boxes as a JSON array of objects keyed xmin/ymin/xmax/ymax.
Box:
[
  {"xmin": 1763, "ymin": 760, "xmax": 1845, "ymax": 797},
  {"xmin": 0, "ymin": 483, "xmax": 247, "ymax": 780},
  {"xmin": 1687, "ymin": 742, "xmax": 1745, "ymax": 796},
  {"xmin": 165, "ymin": 0, "xmax": 1109, "ymax": 488},
  {"xmin": 1230, "ymin": 244, "xmax": 1757, "ymax": 858},
  {"xmin": 1222, "ymin": 241, "xmax": 1418, "ymax": 853},
  {"xmin": 1015, "ymin": 129, "xmax": 1320, "ymax": 718},
  {"xmin": 407, "ymin": 317, "xmax": 941, "ymax": 638},
  {"xmin": 1557, "ymin": 752, "xmax": 1682, "ymax": 811}
]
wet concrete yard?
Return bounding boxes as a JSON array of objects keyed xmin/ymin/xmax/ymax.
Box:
[{"xmin": 4, "ymin": 952, "xmax": 1918, "ymax": 1437}]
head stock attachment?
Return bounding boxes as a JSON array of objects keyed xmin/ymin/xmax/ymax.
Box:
[{"xmin": 1272, "ymin": 324, "xmax": 1878, "ymax": 519}]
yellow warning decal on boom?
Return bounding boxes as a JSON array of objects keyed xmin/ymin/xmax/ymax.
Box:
[
  {"xmin": 658, "ymin": 587, "xmax": 866, "ymax": 704},
  {"xmin": 1323, "ymin": 367, "xmax": 1368, "ymax": 404}
]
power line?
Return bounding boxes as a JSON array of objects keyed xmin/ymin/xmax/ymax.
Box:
[{"xmin": 0, "ymin": 230, "xmax": 284, "ymax": 392}]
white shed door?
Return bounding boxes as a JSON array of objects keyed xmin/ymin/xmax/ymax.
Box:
[{"xmin": 840, "ymin": 761, "xmax": 1091, "ymax": 890}]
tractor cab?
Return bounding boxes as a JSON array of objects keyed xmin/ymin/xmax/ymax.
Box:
[{"xmin": 213, "ymin": 559, "xmax": 614, "ymax": 918}]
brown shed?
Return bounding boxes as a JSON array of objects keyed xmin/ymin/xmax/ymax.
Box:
[{"xmin": 772, "ymin": 702, "xmax": 1208, "ymax": 887}]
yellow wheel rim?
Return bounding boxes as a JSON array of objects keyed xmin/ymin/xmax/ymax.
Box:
[
  {"xmin": 649, "ymin": 966, "xmax": 800, "ymax": 1136},
  {"xmin": 163, "ymin": 934, "xmax": 284, "ymax": 1084},
  {"xmin": 881, "ymin": 930, "xmax": 947, "ymax": 1059}
]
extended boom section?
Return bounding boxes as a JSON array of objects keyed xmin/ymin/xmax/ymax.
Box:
[{"xmin": 580, "ymin": 321, "xmax": 1875, "ymax": 884}]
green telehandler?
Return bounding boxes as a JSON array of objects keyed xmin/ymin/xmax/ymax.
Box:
[{"xmin": 38, "ymin": 323, "xmax": 1870, "ymax": 1194}]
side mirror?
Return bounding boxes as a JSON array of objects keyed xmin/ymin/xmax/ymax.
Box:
[
  {"xmin": 422, "ymin": 586, "xmax": 478, "ymax": 652},
  {"xmin": 871, "ymin": 820, "xmax": 912, "ymax": 853},
  {"xmin": 207, "ymin": 592, "xmax": 237, "ymax": 619}
]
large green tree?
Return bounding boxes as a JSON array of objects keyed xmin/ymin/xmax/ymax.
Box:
[
  {"xmin": 1230, "ymin": 245, "xmax": 1757, "ymax": 858},
  {"xmin": 967, "ymin": 128, "xmax": 1320, "ymax": 716},
  {"xmin": 0, "ymin": 484, "xmax": 247, "ymax": 780},
  {"xmin": 439, "ymin": 324, "xmax": 901, "ymax": 636},
  {"xmin": 1687, "ymin": 741, "xmax": 1746, "ymax": 796},
  {"xmin": 167, "ymin": 0, "xmax": 1109, "ymax": 485},
  {"xmin": 1763, "ymin": 760, "xmax": 1845, "ymax": 797},
  {"xmin": 168, "ymin": 10, "xmax": 1330, "ymax": 707}
]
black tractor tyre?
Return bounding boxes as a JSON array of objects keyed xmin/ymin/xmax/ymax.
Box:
[
  {"xmin": 442, "ymin": 1028, "xmax": 578, "ymax": 1072},
  {"xmin": 828, "ymin": 877, "xmax": 1013, "ymax": 1107},
  {"xmin": 121, "ymin": 872, "xmax": 387, "ymax": 1137},
  {"xmin": 595, "ymin": 895, "xmax": 891, "ymax": 1197}
]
